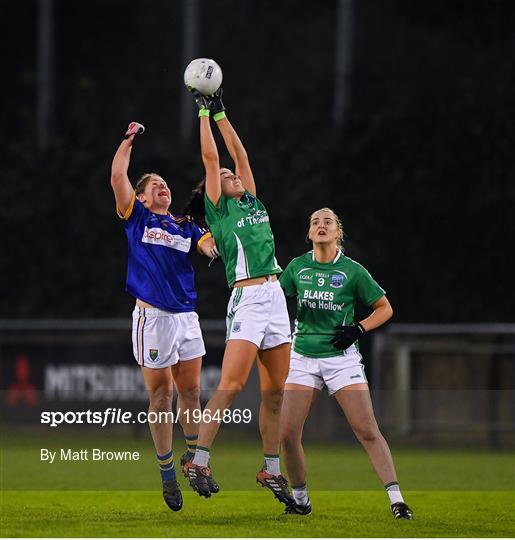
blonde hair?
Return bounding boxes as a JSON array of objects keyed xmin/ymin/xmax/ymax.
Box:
[
  {"xmin": 135, "ymin": 172, "xmax": 161, "ymax": 196},
  {"xmin": 308, "ymin": 207, "xmax": 345, "ymax": 248}
]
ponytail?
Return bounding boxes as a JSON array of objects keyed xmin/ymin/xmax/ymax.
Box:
[{"xmin": 181, "ymin": 179, "xmax": 207, "ymax": 228}]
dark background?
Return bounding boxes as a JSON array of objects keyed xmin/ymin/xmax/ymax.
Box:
[{"xmin": 2, "ymin": 0, "xmax": 514, "ymax": 322}]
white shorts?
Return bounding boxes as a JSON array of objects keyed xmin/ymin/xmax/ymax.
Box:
[
  {"xmin": 285, "ymin": 345, "xmax": 367, "ymax": 395},
  {"xmin": 132, "ymin": 306, "xmax": 206, "ymax": 369},
  {"xmin": 226, "ymin": 279, "xmax": 291, "ymax": 350}
]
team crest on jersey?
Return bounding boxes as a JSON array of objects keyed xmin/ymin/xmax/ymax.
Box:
[
  {"xmin": 330, "ymin": 274, "xmax": 345, "ymax": 288},
  {"xmin": 149, "ymin": 349, "xmax": 159, "ymax": 361},
  {"xmin": 233, "ymin": 322, "xmax": 242, "ymax": 333}
]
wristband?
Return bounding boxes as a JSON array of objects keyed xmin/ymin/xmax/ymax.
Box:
[
  {"xmin": 198, "ymin": 108, "xmax": 210, "ymax": 118},
  {"xmin": 213, "ymin": 111, "xmax": 226, "ymax": 122},
  {"xmin": 357, "ymin": 322, "xmax": 366, "ymax": 333}
]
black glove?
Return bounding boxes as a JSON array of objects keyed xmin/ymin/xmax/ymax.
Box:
[
  {"xmin": 189, "ymin": 88, "xmax": 210, "ymax": 114},
  {"xmin": 209, "ymin": 88, "xmax": 226, "ymax": 118},
  {"xmin": 331, "ymin": 322, "xmax": 365, "ymax": 350}
]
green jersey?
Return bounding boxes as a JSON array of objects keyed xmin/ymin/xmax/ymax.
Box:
[
  {"xmin": 279, "ymin": 250, "xmax": 385, "ymax": 358},
  {"xmin": 204, "ymin": 191, "xmax": 282, "ymax": 287}
]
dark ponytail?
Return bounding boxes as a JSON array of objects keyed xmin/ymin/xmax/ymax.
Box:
[{"xmin": 181, "ymin": 179, "xmax": 207, "ymax": 228}]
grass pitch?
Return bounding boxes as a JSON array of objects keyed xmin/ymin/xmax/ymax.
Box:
[
  {"xmin": 2, "ymin": 490, "xmax": 513, "ymax": 537},
  {"xmin": 1, "ymin": 431, "xmax": 514, "ymax": 537}
]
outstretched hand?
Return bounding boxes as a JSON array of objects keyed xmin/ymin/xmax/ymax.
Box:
[
  {"xmin": 124, "ymin": 122, "xmax": 145, "ymax": 140},
  {"xmin": 188, "ymin": 87, "xmax": 210, "ymax": 111},
  {"xmin": 209, "ymin": 88, "xmax": 225, "ymax": 117}
]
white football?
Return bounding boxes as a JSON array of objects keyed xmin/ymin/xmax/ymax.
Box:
[{"xmin": 184, "ymin": 58, "xmax": 223, "ymax": 96}]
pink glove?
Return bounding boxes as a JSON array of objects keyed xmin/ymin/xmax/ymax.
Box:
[{"xmin": 124, "ymin": 122, "xmax": 145, "ymax": 139}]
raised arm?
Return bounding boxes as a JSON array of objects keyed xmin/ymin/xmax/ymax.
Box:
[
  {"xmin": 192, "ymin": 90, "xmax": 221, "ymax": 206},
  {"xmin": 110, "ymin": 122, "xmax": 145, "ymax": 216},
  {"xmin": 210, "ymin": 90, "xmax": 256, "ymax": 196}
]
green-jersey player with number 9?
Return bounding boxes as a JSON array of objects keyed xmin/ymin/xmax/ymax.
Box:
[{"xmin": 279, "ymin": 208, "xmax": 413, "ymax": 520}]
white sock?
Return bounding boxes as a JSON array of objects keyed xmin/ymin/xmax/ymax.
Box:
[
  {"xmin": 192, "ymin": 447, "xmax": 210, "ymax": 467},
  {"xmin": 264, "ymin": 455, "xmax": 280, "ymax": 476},
  {"xmin": 292, "ymin": 483, "xmax": 310, "ymax": 505},
  {"xmin": 385, "ymin": 481, "xmax": 404, "ymax": 504}
]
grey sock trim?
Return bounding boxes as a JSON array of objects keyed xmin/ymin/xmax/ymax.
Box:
[{"xmin": 385, "ymin": 481, "xmax": 399, "ymax": 490}]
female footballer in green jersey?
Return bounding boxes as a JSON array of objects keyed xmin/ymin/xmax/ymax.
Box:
[
  {"xmin": 279, "ymin": 208, "xmax": 413, "ymax": 519},
  {"xmin": 182, "ymin": 88, "xmax": 294, "ymax": 507}
]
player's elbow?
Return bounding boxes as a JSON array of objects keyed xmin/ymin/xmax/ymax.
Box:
[
  {"xmin": 110, "ymin": 172, "xmax": 124, "ymax": 189},
  {"xmin": 377, "ymin": 296, "xmax": 393, "ymax": 322},
  {"xmin": 234, "ymin": 148, "xmax": 249, "ymax": 162},
  {"xmin": 385, "ymin": 303, "xmax": 393, "ymax": 321},
  {"xmin": 202, "ymin": 149, "xmax": 219, "ymax": 164}
]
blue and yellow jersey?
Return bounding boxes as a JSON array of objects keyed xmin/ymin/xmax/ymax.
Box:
[{"xmin": 118, "ymin": 193, "xmax": 211, "ymax": 313}]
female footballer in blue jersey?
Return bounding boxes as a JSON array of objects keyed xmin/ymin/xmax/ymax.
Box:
[
  {"xmin": 182, "ymin": 90, "xmax": 294, "ymax": 507},
  {"xmin": 279, "ymin": 208, "xmax": 413, "ymax": 519},
  {"xmin": 110, "ymin": 122, "xmax": 219, "ymax": 512}
]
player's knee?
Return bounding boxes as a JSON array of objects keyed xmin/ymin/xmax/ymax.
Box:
[
  {"xmin": 352, "ymin": 423, "xmax": 379, "ymax": 443},
  {"xmin": 148, "ymin": 388, "xmax": 173, "ymax": 412},
  {"xmin": 178, "ymin": 385, "xmax": 200, "ymax": 404},
  {"xmin": 218, "ymin": 378, "xmax": 245, "ymax": 397}
]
